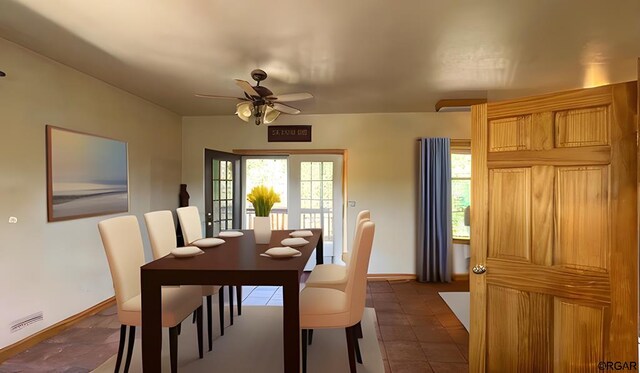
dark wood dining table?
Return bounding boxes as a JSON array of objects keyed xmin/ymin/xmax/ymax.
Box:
[{"xmin": 141, "ymin": 229, "xmax": 323, "ymax": 372}]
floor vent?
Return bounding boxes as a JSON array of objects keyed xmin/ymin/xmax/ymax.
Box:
[{"xmin": 10, "ymin": 311, "xmax": 43, "ymax": 333}]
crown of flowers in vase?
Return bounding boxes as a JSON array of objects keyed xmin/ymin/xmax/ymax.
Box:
[{"xmin": 247, "ymin": 185, "xmax": 281, "ymax": 217}]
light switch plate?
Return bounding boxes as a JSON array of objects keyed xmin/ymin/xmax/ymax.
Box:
[{"xmin": 348, "ymin": 201, "xmax": 356, "ymax": 207}]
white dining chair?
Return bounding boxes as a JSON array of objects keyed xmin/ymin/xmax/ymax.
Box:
[
  {"xmin": 305, "ymin": 210, "xmax": 371, "ymax": 291},
  {"xmin": 98, "ymin": 215, "xmax": 204, "ymax": 373},
  {"xmin": 144, "ymin": 210, "xmax": 224, "ymax": 351},
  {"xmin": 299, "ymin": 221, "xmax": 375, "ymax": 373},
  {"xmin": 176, "ymin": 206, "xmax": 242, "ymax": 326}
]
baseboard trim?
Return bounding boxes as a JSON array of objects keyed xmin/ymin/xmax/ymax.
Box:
[
  {"xmin": 367, "ymin": 274, "xmax": 417, "ymax": 282},
  {"xmin": 0, "ymin": 296, "xmax": 116, "ymax": 363},
  {"xmin": 452, "ymin": 274, "xmax": 470, "ymax": 281}
]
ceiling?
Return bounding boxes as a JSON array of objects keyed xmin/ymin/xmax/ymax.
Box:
[{"xmin": 0, "ymin": 0, "xmax": 638, "ymax": 115}]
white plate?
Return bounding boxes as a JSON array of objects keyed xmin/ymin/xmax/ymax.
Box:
[
  {"xmin": 191, "ymin": 237, "xmax": 225, "ymax": 248},
  {"xmin": 218, "ymin": 231, "xmax": 244, "ymax": 238},
  {"xmin": 280, "ymin": 237, "xmax": 309, "ymax": 247},
  {"xmin": 262, "ymin": 247, "xmax": 301, "ymax": 258},
  {"xmin": 289, "ymin": 230, "xmax": 313, "ymax": 238},
  {"xmin": 171, "ymin": 246, "xmax": 204, "ymax": 258}
]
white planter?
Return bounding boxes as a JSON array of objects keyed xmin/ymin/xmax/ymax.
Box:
[{"xmin": 253, "ymin": 216, "xmax": 272, "ymax": 244}]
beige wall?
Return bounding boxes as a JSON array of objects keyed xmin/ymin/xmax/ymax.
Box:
[
  {"xmin": 182, "ymin": 112, "xmax": 470, "ymax": 275},
  {"xmin": 0, "ymin": 38, "xmax": 182, "ymax": 348}
]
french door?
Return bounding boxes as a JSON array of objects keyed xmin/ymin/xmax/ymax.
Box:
[
  {"xmin": 204, "ymin": 149, "xmax": 242, "ymax": 237},
  {"xmin": 241, "ymin": 154, "xmax": 344, "ymax": 266},
  {"xmin": 288, "ymin": 154, "xmax": 343, "ymax": 267}
]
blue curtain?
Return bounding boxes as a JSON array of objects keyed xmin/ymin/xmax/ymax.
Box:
[{"xmin": 417, "ymin": 138, "xmax": 452, "ymax": 282}]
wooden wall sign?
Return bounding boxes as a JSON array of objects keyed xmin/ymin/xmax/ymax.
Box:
[{"xmin": 268, "ymin": 125, "xmax": 312, "ymax": 142}]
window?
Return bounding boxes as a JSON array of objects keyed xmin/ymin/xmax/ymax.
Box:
[{"xmin": 451, "ymin": 151, "xmax": 471, "ymax": 240}]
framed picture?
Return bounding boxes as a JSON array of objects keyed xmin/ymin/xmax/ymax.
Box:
[{"xmin": 46, "ymin": 125, "xmax": 129, "ymax": 222}]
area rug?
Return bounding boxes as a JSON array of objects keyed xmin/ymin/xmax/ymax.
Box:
[
  {"xmin": 92, "ymin": 307, "xmax": 383, "ymax": 372},
  {"xmin": 438, "ymin": 292, "xmax": 470, "ymax": 331}
]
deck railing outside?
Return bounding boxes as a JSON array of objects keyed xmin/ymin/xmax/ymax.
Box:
[
  {"xmin": 245, "ymin": 208, "xmax": 334, "ymax": 241},
  {"xmin": 246, "ymin": 208, "xmax": 289, "ymax": 230}
]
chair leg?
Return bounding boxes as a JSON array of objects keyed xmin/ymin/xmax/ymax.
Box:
[
  {"xmin": 308, "ymin": 329, "xmax": 314, "ymax": 345},
  {"xmin": 218, "ymin": 290, "xmax": 225, "ymax": 336},
  {"xmin": 236, "ymin": 285, "xmax": 242, "ymax": 316},
  {"xmin": 177, "ymin": 322, "xmax": 181, "ymax": 336},
  {"xmin": 123, "ymin": 326, "xmax": 136, "ymax": 373},
  {"xmin": 228, "ymin": 285, "xmax": 234, "ymax": 325},
  {"xmin": 353, "ymin": 328, "xmax": 363, "ymax": 364},
  {"xmin": 344, "ymin": 327, "xmax": 357, "ymax": 373},
  {"xmin": 301, "ymin": 329, "xmax": 308, "ymax": 373},
  {"xmin": 355, "ymin": 321, "xmax": 363, "ymax": 339},
  {"xmin": 206, "ymin": 295, "xmax": 213, "ymax": 351},
  {"xmin": 169, "ymin": 325, "xmax": 179, "ymax": 373},
  {"xmin": 196, "ymin": 306, "xmax": 204, "ymax": 359},
  {"xmin": 114, "ymin": 325, "xmax": 126, "ymax": 373}
]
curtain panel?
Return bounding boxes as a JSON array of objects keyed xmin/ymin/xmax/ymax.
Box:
[{"xmin": 417, "ymin": 138, "xmax": 452, "ymax": 282}]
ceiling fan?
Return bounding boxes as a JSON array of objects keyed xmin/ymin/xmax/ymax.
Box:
[{"xmin": 195, "ymin": 69, "xmax": 313, "ymax": 125}]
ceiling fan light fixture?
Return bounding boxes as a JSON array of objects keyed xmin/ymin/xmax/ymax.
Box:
[
  {"xmin": 235, "ymin": 102, "xmax": 252, "ymax": 122},
  {"xmin": 264, "ymin": 105, "xmax": 280, "ymax": 124}
]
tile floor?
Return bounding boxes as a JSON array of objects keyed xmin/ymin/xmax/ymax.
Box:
[{"xmin": 0, "ymin": 280, "xmax": 469, "ymax": 373}]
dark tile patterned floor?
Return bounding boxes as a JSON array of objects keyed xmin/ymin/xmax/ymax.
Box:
[
  {"xmin": 0, "ymin": 280, "xmax": 469, "ymax": 373},
  {"xmin": 367, "ymin": 280, "xmax": 469, "ymax": 373}
]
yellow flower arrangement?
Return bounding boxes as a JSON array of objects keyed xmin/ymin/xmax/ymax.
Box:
[{"xmin": 247, "ymin": 185, "xmax": 281, "ymax": 217}]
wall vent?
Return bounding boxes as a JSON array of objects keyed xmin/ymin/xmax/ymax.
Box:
[{"xmin": 10, "ymin": 311, "xmax": 43, "ymax": 333}]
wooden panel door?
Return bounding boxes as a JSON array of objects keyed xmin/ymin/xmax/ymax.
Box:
[{"xmin": 470, "ymin": 82, "xmax": 638, "ymax": 372}]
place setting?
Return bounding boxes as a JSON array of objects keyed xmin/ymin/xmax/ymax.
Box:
[{"xmin": 260, "ymin": 231, "xmax": 311, "ymax": 259}]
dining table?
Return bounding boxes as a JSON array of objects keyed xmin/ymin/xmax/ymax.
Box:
[{"xmin": 140, "ymin": 228, "xmax": 323, "ymax": 372}]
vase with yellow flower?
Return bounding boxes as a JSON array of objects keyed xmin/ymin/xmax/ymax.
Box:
[{"xmin": 247, "ymin": 185, "xmax": 281, "ymax": 244}]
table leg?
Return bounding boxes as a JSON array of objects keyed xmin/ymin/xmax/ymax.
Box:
[
  {"xmin": 283, "ymin": 276, "xmax": 300, "ymax": 373},
  {"xmin": 141, "ymin": 273, "xmax": 162, "ymax": 372},
  {"xmin": 316, "ymin": 233, "xmax": 324, "ymax": 265}
]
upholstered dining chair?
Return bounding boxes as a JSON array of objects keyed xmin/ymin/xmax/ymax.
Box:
[
  {"xmin": 176, "ymin": 206, "xmax": 242, "ymax": 327},
  {"xmin": 98, "ymin": 215, "xmax": 204, "ymax": 373},
  {"xmin": 306, "ymin": 211, "xmax": 370, "ymax": 291},
  {"xmin": 299, "ymin": 221, "xmax": 375, "ymax": 373},
  {"xmin": 144, "ymin": 210, "xmax": 224, "ymax": 351},
  {"xmin": 304, "ymin": 216, "xmax": 371, "ymax": 346}
]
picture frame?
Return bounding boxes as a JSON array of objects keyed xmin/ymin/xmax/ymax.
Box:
[{"xmin": 46, "ymin": 125, "xmax": 129, "ymax": 222}]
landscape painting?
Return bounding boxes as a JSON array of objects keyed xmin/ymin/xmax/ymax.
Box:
[{"xmin": 47, "ymin": 126, "xmax": 128, "ymax": 222}]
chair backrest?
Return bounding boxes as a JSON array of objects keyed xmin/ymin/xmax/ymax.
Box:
[
  {"xmin": 343, "ymin": 221, "xmax": 375, "ymax": 326},
  {"xmin": 356, "ymin": 210, "xmax": 371, "ymax": 225},
  {"xmin": 98, "ymin": 215, "xmax": 145, "ymax": 310},
  {"xmin": 176, "ymin": 206, "xmax": 203, "ymax": 245},
  {"xmin": 144, "ymin": 210, "xmax": 178, "ymax": 259},
  {"xmin": 343, "ymin": 210, "xmax": 371, "ymax": 264}
]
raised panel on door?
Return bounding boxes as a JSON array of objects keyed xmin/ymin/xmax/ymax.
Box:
[
  {"xmin": 555, "ymin": 165, "xmax": 609, "ymax": 272},
  {"xmin": 470, "ymin": 82, "xmax": 637, "ymax": 372},
  {"xmin": 488, "ymin": 168, "xmax": 531, "ymax": 262},
  {"xmin": 555, "ymin": 106, "xmax": 610, "ymax": 147},
  {"xmin": 489, "ymin": 115, "xmax": 532, "ymax": 152},
  {"xmin": 553, "ymin": 299, "xmax": 606, "ymax": 373},
  {"xmin": 486, "ymin": 285, "xmax": 530, "ymax": 373}
]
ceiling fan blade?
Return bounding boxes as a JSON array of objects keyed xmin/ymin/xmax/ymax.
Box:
[
  {"xmin": 194, "ymin": 93, "xmax": 249, "ymax": 100},
  {"xmin": 272, "ymin": 102, "xmax": 301, "ymax": 115},
  {"xmin": 268, "ymin": 92, "xmax": 313, "ymax": 102},
  {"xmin": 234, "ymin": 79, "xmax": 260, "ymax": 97}
]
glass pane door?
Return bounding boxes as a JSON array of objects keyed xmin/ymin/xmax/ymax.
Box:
[
  {"xmin": 205, "ymin": 149, "xmax": 241, "ymax": 237},
  {"xmin": 288, "ymin": 155, "xmax": 343, "ymax": 266}
]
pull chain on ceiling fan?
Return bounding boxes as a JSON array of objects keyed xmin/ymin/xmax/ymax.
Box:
[{"xmin": 195, "ymin": 69, "xmax": 313, "ymax": 125}]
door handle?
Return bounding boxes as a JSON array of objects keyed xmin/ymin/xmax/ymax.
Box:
[{"xmin": 472, "ymin": 264, "xmax": 486, "ymax": 275}]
